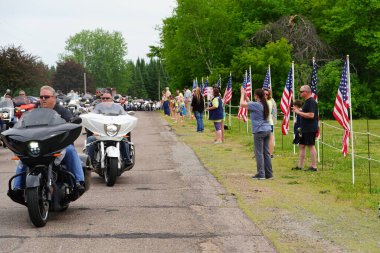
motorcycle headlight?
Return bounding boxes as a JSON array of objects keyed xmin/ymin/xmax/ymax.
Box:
[
  {"xmin": 105, "ymin": 124, "xmax": 118, "ymax": 137},
  {"xmin": 2, "ymin": 112, "xmax": 9, "ymax": 119},
  {"xmin": 59, "ymin": 101, "xmax": 63, "ymax": 106},
  {"xmin": 28, "ymin": 141, "xmax": 40, "ymax": 157}
]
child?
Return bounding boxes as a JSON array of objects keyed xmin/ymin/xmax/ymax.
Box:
[{"xmin": 292, "ymin": 99, "xmax": 303, "ymax": 144}]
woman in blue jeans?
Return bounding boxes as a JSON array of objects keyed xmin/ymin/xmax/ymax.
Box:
[
  {"xmin": 191, "ymin": 87, "xmax": 205, "ymax": 132},
  {"xmin": 240, "ymin": 87, "xmax": 273, "ymax": 180}
]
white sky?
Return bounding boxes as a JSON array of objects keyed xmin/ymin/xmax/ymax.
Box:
[{"xmin": 0, "ymin": 0, "xmax": 176, "ymax": 66}]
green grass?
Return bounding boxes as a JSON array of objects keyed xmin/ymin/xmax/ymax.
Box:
[{"xmin": 162, "ymin": 111, "xmax": 380, "ymax": 252}]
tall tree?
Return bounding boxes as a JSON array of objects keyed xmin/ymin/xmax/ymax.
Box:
[
  {"xmin": 52, "ymin": 60, "xmax": 95, "ymax": 94},
  {"xmin": 63, "ymin": 28, "xmax": 130, "ymax": 91},
  {"xmin": 0, "ymin": 45, "xmax": 50, "ymax": 96}
]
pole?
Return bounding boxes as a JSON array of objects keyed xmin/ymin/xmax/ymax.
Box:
[
  {"xmin": 347, "ymin": 55, "xmax": 355, "ymax": 184},
  {"xmin": 83, "ymin": 54, "xmax": 87, "ymax": 94},
  {"xmin": 367, "ymin": 118, "xmax": 371, "ymax": 193},
  {"xmin": 292, "ymin": 61, "xmax": 296, "ymax": 155},
  {"xmin": 313, "ymin": 57, "xmax": 320, "ymax": 163}
]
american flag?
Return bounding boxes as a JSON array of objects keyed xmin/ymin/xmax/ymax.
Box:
[
  {"xmin": 311, "ymin": 61, "xmax": 318, "ymax": 101},
  {"xmin": 311, "ymin": 60, "xmax": 320, "ymax": 138},
  {"xmin": 333, "ymin": 59, "xmax": 350, "ymax": 156},
  {"xmin": 223, "ymin": 75, "xmax": 232, "ymax": 104},
  {"xmin": 246, "ymin": 69, "xmax": 252, "ymax": 98},
  {"xmin": 237, "ymin": 73, "xmax": 248, "ymax": 122},
  {"xmin": 203, "ymin": 78, "xmax": 209, "ymax": 97},
  {"xmin": 216, "ymin": 76, "xmax": 221, "ymax": 88},
  {"xmin": 280, "ymin": 67, "xmax": 293, "ymax": 135},
  {"xmin": 192, "ymin": 78, "xmax": 198, "ymax": 90},
  {"xmin": 262, "ymin": 67, "xmax": 271, "ymax": 90}
]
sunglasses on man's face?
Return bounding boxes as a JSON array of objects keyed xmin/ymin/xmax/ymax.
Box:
[
  {"xmin": 40, "ymin": 95, "xmax": 53, "ymax": 99},
  {"xmin": 101, "ymin": 97, "xmax": 112, "ymax": 100},
  {"xmin": 19, "ymin": 93, "xmax": 25, "ymax": 96}
]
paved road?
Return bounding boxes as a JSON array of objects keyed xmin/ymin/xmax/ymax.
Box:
[{"xmin": 0, "ymin": 111, "xmax": 276, "ymax": 253}]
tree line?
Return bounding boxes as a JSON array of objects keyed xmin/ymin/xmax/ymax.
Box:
[
  {"xmin": 158, "ymin": 0, "xmax": 380, "ymax": 118},
  {"xmin": 0, "ymin": 29, "xmax": 169, "ymax": 101}
]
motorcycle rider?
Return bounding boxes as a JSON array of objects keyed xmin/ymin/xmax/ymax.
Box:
[
  {"xmin": 13, "ymin": 85, "xmax": 85, "ymax": 193},
  {"xmin": 91, "ymin": 88, "xmax": 103, "ymax": 107},
  {"xmin": 86, "ymin": 91, "xmax": 132, "ymax": 166}
]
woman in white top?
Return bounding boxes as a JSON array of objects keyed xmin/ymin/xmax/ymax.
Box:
[{"xmin": 264, "ymin": 89, "xmax": 277, "ymax": 158}]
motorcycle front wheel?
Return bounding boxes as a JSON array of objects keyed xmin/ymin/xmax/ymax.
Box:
[
  {"xmin": 26, "ymin": 186, "xmax": 49, "ymax": 227},
  {"xmin": 105, "ymin": 157, "xmax": 118, "ymax": 187}
]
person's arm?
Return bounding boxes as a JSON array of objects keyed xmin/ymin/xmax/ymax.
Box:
[
  {"xmin": 240, "ymin": 86, "xmax": 248, "ymax": 109},
  {"xmin": 293, "ymin": 102, "xmax": 315, "ymax": 119}
]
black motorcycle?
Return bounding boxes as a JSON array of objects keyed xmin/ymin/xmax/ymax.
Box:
[{"xmin": 1, "ymin": 108, "xmax": 91, "ymax": 227}]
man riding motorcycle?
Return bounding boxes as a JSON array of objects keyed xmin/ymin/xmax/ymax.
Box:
[
  {"xmin": 86, "ymin": 92, "xmax": 132, "ymax": 166},
  {"xmin": 13, "ymin": 86, "xmax": 85, "ymax": 194}
]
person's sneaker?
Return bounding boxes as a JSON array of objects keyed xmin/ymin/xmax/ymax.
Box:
[
  {"xmin": 266, "ymin": 176, "xmax": 274, "ymax": 180},
  {"xmin": 306, "ymin": 167, "xmax": 318, "ymax": 172},
  {"xmin": 252, "ymin": 174, "xmax": 266, "ymax": 180},
  {"xmin": 291, "ymin": 166, "xmax": 303, "ymax": 170},
  {"xmin": 213, "ymin": 141, "xmax": 223, "ymax": 144}
]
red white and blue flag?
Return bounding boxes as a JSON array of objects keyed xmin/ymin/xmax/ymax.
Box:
[
  {"xmin": 333, "ymin": 59, "xmax": 350, "ymax": 156},
  {"xmin": 311, "ymin": 61, "xmax": 318, "ymax": 101},
  {"xmin": 237, "ymin": 72, "xmax": 248, "ymax": 122},
  {"xmin": 280, "ymin": 67, "xmax": 293, "ymax": 135},
  {"xmin": 223, "ymin": 74, "xmax": 232, "ymax": 104},
  {"xmin": 262, "ymin": 67, "xmax": 271, "ymax": 90},
  {"xmin": 203, "ymin": 77, "xmax": 209, "ymax": 97},
  {"xmin": 246, "ymin": 69, "xmax": 252, "ymax": 98}
]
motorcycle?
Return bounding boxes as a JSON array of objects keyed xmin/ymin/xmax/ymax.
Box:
[
  {"xmin": 80, "ymin": 104, "xmax": 138, "ymax": 186},
  {"xmin": 14, "ymin": 96, "xmax": 36, "ymax": 120},
  {"xmin": 0, "ymin": 98, "xmax": 15, "ymax": 130},
  {"xmin": 1, "ymin": 108, "xmax": 91, "ymax": 227}
]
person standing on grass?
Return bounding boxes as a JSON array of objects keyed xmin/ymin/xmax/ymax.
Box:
[
  {"xmin": 206, "ymin": 86, "xmax": 224, "ymax": 144},
  {"xmin": 240, "ymin": 87, "xmax": 273, "ymax": 180},
  {"xmin": 292, "ymin": 85, "xmax": 319, "ymax": 172},
  {"xmin": 184, "ymin": 86, "xmax": 192, "ymax": 120},
  {"xmin": 264, "ymin": 89, "xmax": 277, "ymax": 158},
  {"xmin": 191, "ymin": 87, "xmax": 205, "ymax": 132}
]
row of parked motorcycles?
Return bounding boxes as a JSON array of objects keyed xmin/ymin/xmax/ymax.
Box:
[{"xmin": 0, "ymin": 96, "xmax": 138, "ymax": 227}]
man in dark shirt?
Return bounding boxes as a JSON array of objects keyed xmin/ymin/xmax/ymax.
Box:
[
  {"xmin": 292, "ymin": 85, "xmax": 318, "ymax": 171},
  {"xmin": 13, "ymin": 86, "xmax": 85, "ymax": 192}
]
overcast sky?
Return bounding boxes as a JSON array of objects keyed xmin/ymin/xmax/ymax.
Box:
[{"xmin": 0, "ymin": 0, "xmax": 176, "ymax": 66}]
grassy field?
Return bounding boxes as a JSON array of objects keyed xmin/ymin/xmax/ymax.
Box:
[{"xmin": 162, "ymin": 112, "xmax": 380, "ymax": 252}]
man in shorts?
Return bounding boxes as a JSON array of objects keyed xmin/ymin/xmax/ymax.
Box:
[{"xmin": 292, "ymin": 85, "xmax": 318, "ymax": 171}]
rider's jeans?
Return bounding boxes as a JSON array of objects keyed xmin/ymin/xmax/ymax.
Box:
[
  {"xmin": 13, "ymin": 144, "xmax": 84, "ymax": 189},
  {"xmin": 87, "ymin": 136, "xmax": 130, "ymax": 162}
]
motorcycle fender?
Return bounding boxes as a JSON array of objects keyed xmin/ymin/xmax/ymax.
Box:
[
  {"xmin": 105, "ymin": 146, "xmax": 120, "ymax": 158},
  {"xmin": 26, "ymin": 174, "xmax": 42, "ymax": 188}
]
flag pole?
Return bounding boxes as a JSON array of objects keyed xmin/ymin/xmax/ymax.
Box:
[
  {"xmin": 292, "ymin": 61, "xmax": 296, "ymax": 155},
  {"xmin": 269, "ymin": 64, "xmax": 275, "ymax": 145},
  {"xmin": 313, "ymin": 57, "xmax": 320, "ymax": 163},
  {"xmin": 249, "ymin": 66, "xmax": 253, "ymax": 101},
  {"xmin": 347, "ymin": 55, "xmax": 355, "ymax": 184},
  {"xmin": 246, "ymin": 70, "xmax": 249, "ymax": 133}
]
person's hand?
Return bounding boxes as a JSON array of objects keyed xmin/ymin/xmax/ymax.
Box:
[
  {"xmin": 241, "ymin": 86, "xmax": 246, "ymax": 95},
  {"xmin": 292, "ymin": 106, "xmax": 299, "ymax": 114}
]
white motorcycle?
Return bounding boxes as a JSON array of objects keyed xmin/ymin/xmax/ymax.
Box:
[{"xmin": 80, "ymin": 105, "xmax": 138, "ymax": 186}]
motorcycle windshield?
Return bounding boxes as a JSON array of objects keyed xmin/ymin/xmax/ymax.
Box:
[
  {"xmin": 15, "ymin": 108, "xmax": 66, "ymax": 128},
  {"xmin": 13, "ymin": 96, "xmax": 31, "ymax": 106},
  {"xmin": 93, "ymin": 103, "xmax": 126, "ymax": 116},
  {"xmin": 0, "ymin": 98, "xmax": 14, "ymax": 108}
]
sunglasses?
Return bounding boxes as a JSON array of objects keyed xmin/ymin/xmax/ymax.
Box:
[
  {"xmin": 19, "ymin": 93, "xmax": 25, "ymax": 96},
  {"xmin": 39, "ymin": 95, "xmax": 53, "ymax": 99},
  {"xmin": 300, "ymin": 90, "xmax": 306, "ymax": 93},
  {"xmin": 101, "ymin": 97, "xmax": 112, "ymax": 100}
]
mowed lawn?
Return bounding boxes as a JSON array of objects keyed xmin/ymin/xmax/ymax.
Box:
[{"xmin": 163, "ymin": 112, "xmax": 380, "ymax": 252}]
